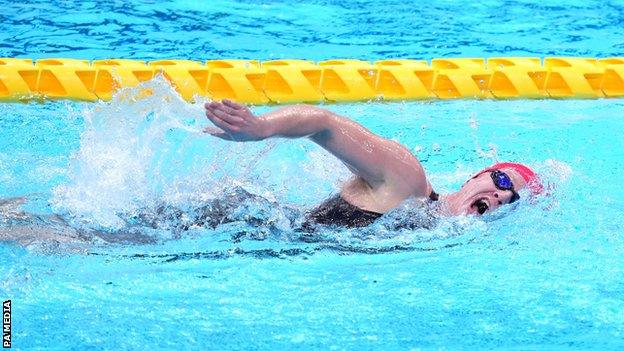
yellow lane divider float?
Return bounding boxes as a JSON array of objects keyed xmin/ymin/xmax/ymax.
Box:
[{"xmin": 0, "ymin": 57, "xmax": 623, "ymax": 104}]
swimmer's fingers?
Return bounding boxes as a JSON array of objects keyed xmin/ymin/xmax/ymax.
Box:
[
  {"xmin": 212, "ymin": 102, "xmax": 246, "ymax": 123},
  {"xmin": 204, "ymin": 100, "xmax": 264, "ymax": 141},
  {"xmin": 212, "ymin": 108, "xmax": 245, "ymax": 127},
  {"xmin": 221, "ymin": 99, "xmax": 245, "ymax": 110},
  {"xmin": 203, "ymin": 126, "xmax": 233, "ymax": 140},
  {"xmin": 204, "ymin": 100, "xmax": 253, "ymax": 124},
  {"xmin": 206, "ymin": 101, "xmax": 235, "ymax": 116},
  {"xmin": 221, "ymin": 99, "xmax": 255, "ymax": 121},
  {"xmin": 206, "ymin": 102, "xmax": 245, "ymax": 125},
  {"xmin": 205, "ymin": 107, "xmax": 237, "ymax": 132}
]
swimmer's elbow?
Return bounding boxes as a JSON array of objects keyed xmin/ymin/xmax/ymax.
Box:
[{"xmin": 289, "ymin": 104, "xmax": 334, "ymax": 137}]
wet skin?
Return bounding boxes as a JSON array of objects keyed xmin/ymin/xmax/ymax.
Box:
[{"xmin": 205, "ymin": 100, "xmax": 531, "ymax": 218}]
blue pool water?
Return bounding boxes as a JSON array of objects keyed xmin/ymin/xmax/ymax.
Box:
[{"xmin": 1, "ymin": 1, "xmax": 624, "ymax": 349}]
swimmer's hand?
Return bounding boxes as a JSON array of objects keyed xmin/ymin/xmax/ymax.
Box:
[{"xmin": 204, "ymin": 100, "xmax": 267, "ymax": 141}]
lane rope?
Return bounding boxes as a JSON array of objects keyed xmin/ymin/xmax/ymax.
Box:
[{"xmin": 0, "ymin": 57, "xmax": 622, "ymax": 103}]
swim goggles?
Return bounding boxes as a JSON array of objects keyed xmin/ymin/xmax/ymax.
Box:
[{"xmin": 490, "ymin": 170, "xmax": 520, "ymax": 204}]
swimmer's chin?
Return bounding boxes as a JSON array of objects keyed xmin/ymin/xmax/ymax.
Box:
[{"xmin": 436, "ymin": 196, "xmax": 483, "ymax": 217}]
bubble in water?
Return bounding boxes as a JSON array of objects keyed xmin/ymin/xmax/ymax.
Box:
[
  {"xmin": 542, "ymin": 159, "xmax": 573, "ymax": 182},
  {"xmin": 469, "ymin": 112, "xmax": 479, "ymax": 130}
]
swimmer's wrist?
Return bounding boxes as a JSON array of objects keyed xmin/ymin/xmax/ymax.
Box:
[{"xmin": 259, "ymin": 117, "xmax": 274, "ymax": 140}]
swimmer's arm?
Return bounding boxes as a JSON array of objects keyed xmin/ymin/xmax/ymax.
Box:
[
  {"xmin": 204, "ymin": 100, "xmax": 426, "ymax": 190},
  {"xmin": 204, "ymin": 101, "xmax": 326, "ymax": 140}
]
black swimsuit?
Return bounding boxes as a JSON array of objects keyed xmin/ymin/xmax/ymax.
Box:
[
  {"xmin": 301, "ymin": 190, "xmax": 439, "ymax": 230},
  {"xmin": 132, "ymin": 186, "xmax": 439, "ymax": 233}
]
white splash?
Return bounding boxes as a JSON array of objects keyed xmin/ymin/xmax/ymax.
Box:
[
  {"xmin": 50, "ymin": 77, "xmax": 345, "ymax": 230},
  {"xmin": 51, "ymin": 77, "xmax": 209, "ymax": 228}
]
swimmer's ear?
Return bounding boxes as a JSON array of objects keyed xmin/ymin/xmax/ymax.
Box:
[{"xmin": 203, "ymin": 126, "xmax": 233, "ymax": 140}]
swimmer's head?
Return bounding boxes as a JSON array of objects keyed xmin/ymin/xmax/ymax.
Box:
[{"xmin": 442, "ymin": 162, "xmax": 543, "ymax": 216}]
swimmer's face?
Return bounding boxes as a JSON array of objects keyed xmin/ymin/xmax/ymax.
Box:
[{"xmin": 450, "ymin": 168, "xmax": 527, "ymax": 216}]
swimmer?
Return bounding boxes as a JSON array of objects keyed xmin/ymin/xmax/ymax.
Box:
[
  {"xmin": 204, "ymin": 100, "xmax": 543, "ymax": 229},
  {"xmin": 0, "ymin": 102, "xmax": 544, "ymax": 248}
]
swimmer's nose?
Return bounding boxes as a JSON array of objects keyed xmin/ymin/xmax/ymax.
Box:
[{"xmin": 494, "ymin": 190, "xmax": 513, "ymax": 205}]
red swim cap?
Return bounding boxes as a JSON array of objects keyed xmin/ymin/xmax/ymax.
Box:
[{"xmin": 474, "ymin": 162, "xmax": 543, "ymax": 195}]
